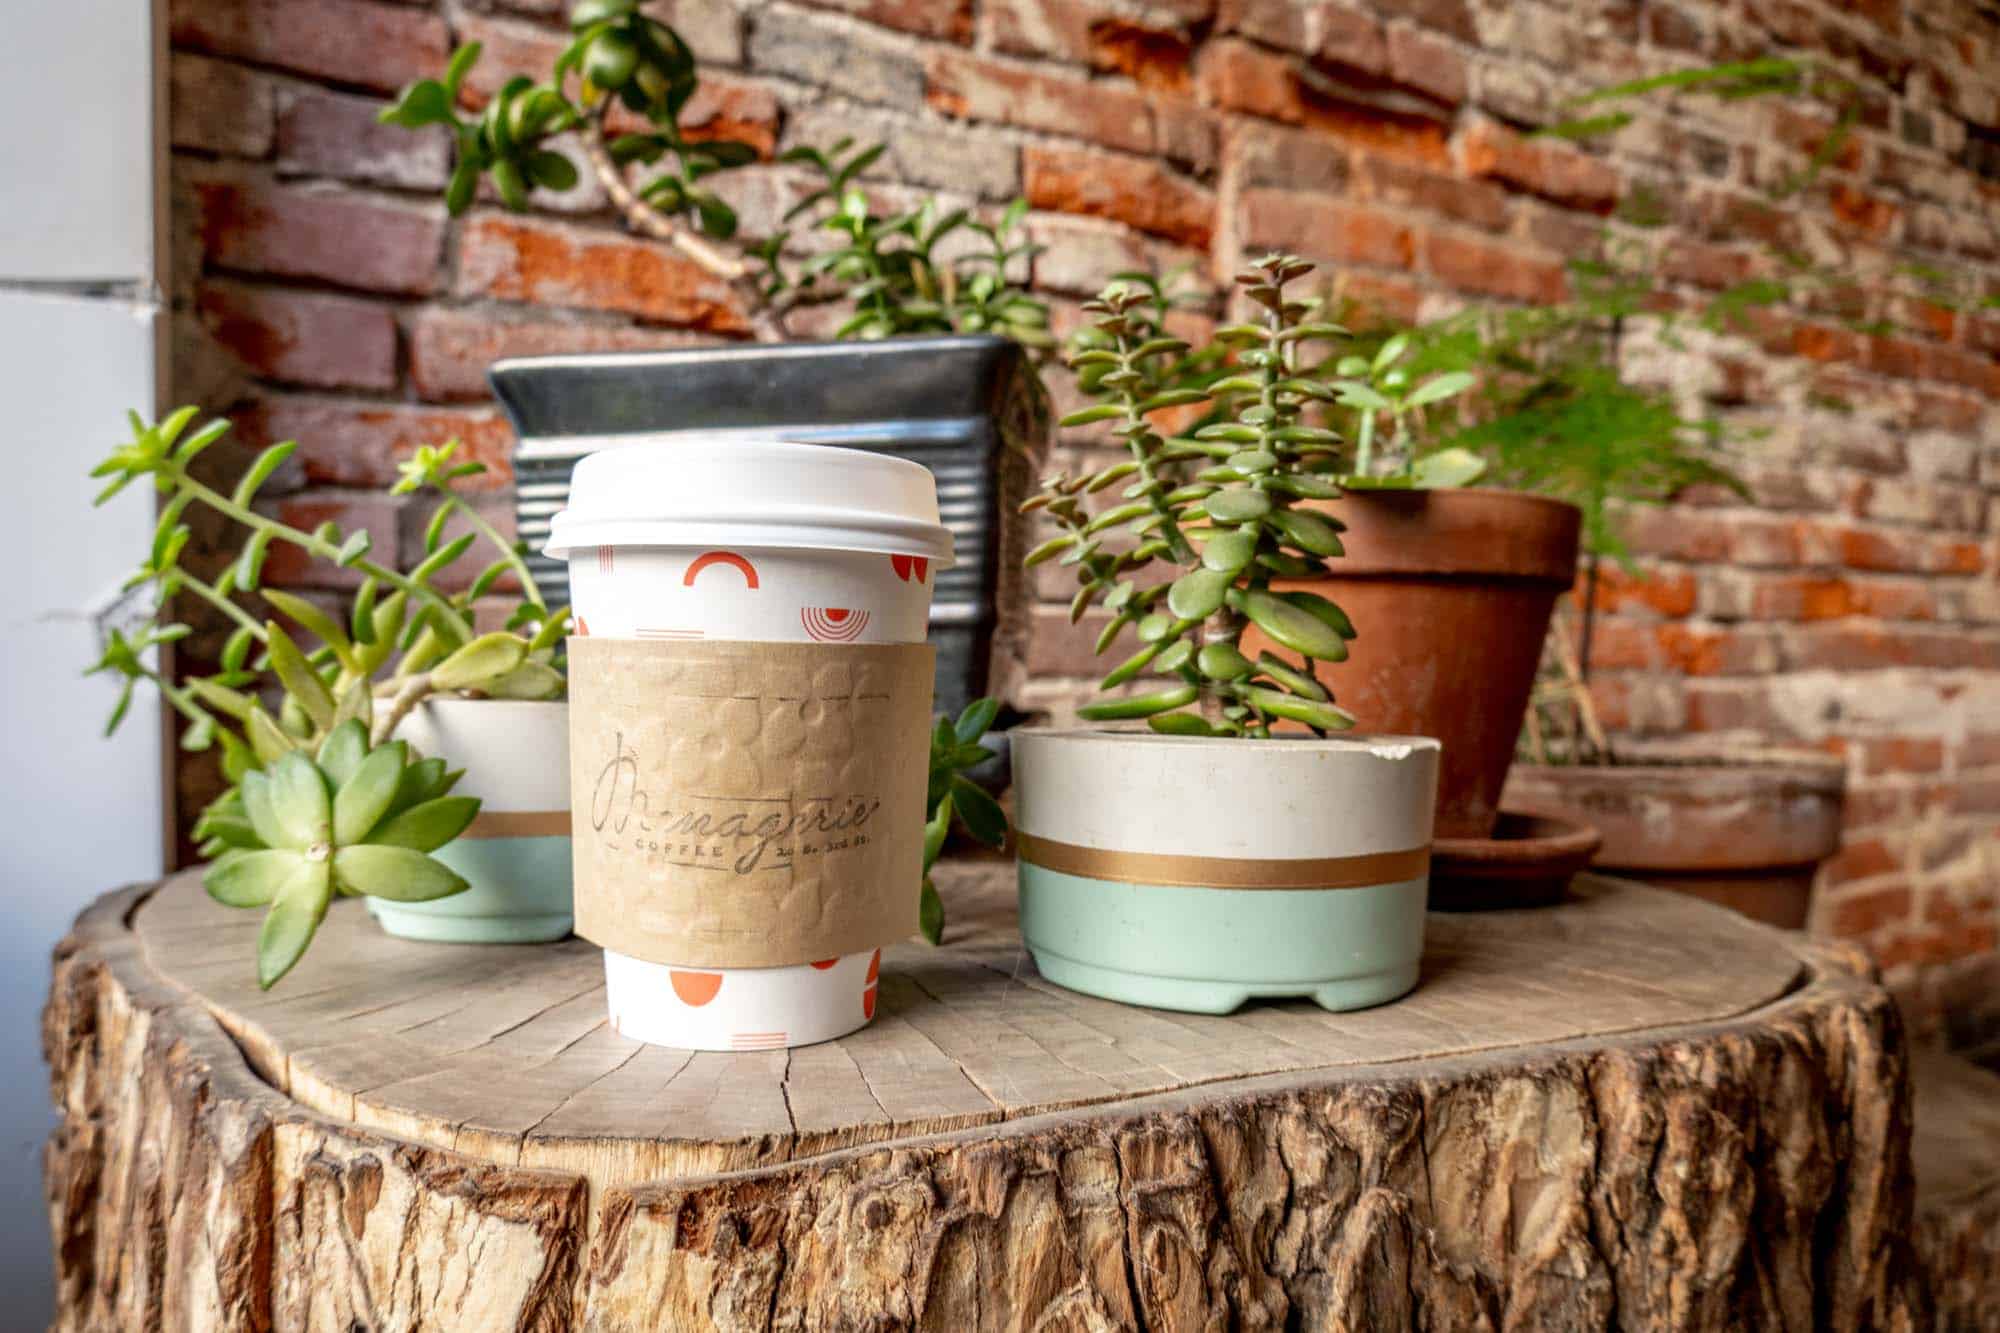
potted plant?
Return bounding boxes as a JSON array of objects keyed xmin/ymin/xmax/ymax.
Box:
[
  {"xmin": 1008, "ymin": 257, "xmax": 1441, "ymax": 1014},
  {"xmin": 382, "ymin": 7, "xmax": 1054, "ymax": 720},
  {"xmin": 89, "ymin": 411, "xmax": 572, "ymax": 978}
]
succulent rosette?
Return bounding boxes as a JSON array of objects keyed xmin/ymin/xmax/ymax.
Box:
[{"xmin": 199, "ymin": 721, "xmax": 478, "ymax": 987}]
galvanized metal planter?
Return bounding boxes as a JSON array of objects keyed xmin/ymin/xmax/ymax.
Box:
[{"xmin": 490, "ymin": 335, "xmax": 1049, "ymax": 716}]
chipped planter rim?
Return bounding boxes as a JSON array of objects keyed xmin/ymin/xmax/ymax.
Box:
[
  {"xmin": 543, "ymin": 437, "xmax": 956, "ymax": 567},
  {"xmin": 552, "ymin": 438, "xmax": 941, "ymax": 1052},
  {"xmin": 1013, "ymin": 729, "xmax": 1441, "ymax": 1015}
]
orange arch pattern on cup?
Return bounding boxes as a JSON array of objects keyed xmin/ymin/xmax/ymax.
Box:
[
  {"xmin": 670, "ymin": 970, "xmax": 723, "ymax": 1006},
  {"xmin": 861, "ymin": 948, "xmax": 881, "ymax": 1021},
  {"xmin": 810, "ymin": 958, "xmax": 839, "ymax": 970},
  {"xmin": 801, "ymin": 606, "xmax": 870, "ymax": 642},
  {"xmin": 891, "ymin": 553, "xmax": 929, "ymax": 584},
  {"xmin": 684, "ymin": 550, "xmax": 760, "ymax": 589}
]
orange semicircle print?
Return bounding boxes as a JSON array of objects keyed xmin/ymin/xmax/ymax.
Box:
[
  {"xmin": 684, "ymin": 551, "xmax": 760, "ymax": 589},
  {"xmin": 670, "ymin": 970, "xmax": 723, "ymax": 1006}
]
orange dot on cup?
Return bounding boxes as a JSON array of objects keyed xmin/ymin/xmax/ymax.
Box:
[{"xmin": 670, "ymin": 970, "xmax": 723, "ymax": 1007}]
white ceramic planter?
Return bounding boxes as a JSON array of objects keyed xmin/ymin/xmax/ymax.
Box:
[
  {"xmin": 1012, "ymin": 729, "xmax": 1440, "ymax": 1014},
  {"xmin": 382, "ymin": 697, "xmax": 572, "ymax": 943}
]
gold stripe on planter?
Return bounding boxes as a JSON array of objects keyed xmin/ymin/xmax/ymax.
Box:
[
  {"xmin": 1016, "ymin": 832, "xmax": 1430, "ymax": 890},
  {"xmin": 460, "ymin": 810, "xmax": 572, "ymax": 839}
]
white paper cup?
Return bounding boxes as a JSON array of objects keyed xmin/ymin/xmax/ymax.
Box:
[{"xmin": 545, "ymin": 440, "xmax": 949, "ymax": 1051}]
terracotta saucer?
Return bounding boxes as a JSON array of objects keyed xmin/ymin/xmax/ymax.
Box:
[{"xmin": 1428, "ymin": 811, "xmax": 1602, "ymax": 911}]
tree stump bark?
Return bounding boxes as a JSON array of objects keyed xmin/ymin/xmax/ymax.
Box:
[{"xmin": 44, "ymin": 864, "xmax": 1926, "ymax": 1330}]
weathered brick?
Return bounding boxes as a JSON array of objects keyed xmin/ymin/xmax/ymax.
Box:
[
  {"xmin": 1232, "ymin": 123, "xmax": 1349, "ymax": 192},
  {"xmin": 197, "ymin": 282, "xmax": 397, "ymax": 390},
  {"xmin": 261, "ymin": 492, "xmax": 404, "ymax": 589},
  {"xmin": 171, "ymin": 54, "xmax": 275, "ymax": 158},
  {"xmin": 1026, "ymin": 213, "xmax": 1206, "ymax": 298},
  {"xmin": 408, "ymin": 308, "xmax": 702, "ymax": 402},
  {"xmin": 192, "ymin": 174, "xmax": 444, "ymax": 296},
  {"xmin": 275, "ymin": 85, "xmax": 451, "ymax": 189},
  {"xmin": 792, "ymin": 0, "xmax": 971, "ymax": 41},
  {"xmin": 239, "ymin": 396, "xmax": 516, "ymax": 489},
  {"xmin": 749, "ymin": 8, "xmax": 925, "ymax": 107},
  {"xmin": 1024, "ymin": 145, "xmax": 1214, "ymax": 248},
  {"xmin": 1421, "ymin": 229, "xmax": 1565, "ymax": 303},
  {"xmin": 1354, "ymin": 151, "xmax": 1509, "ymax": 230},
  {"xmin": 1825, "ymin": 883, "xmax": 1914, "ymax": 936},
  {"xmin": 169, "ymin": 0, "xmax": 448, "ymax": 95},
  {"xmin": 1459, "ymin": 118, "xmax": 1619, "ymax": 212},
  {"xmin": 926, "ymin": 49, "xmax": 1154, "ymax": 156},
  {"xmin": 1385, "ymin": 24, "xmax": 1467, "ymax": 106},
  {"xmin": 454, "ymin": 213, "xmax": 749, "ymax": 333},
  {"xmin": 785, "ymin": 105, "xmax": 1018, "ymax": 199},
  {"xmin": 1239, "ymin": 188, "xmax": 1415, "ymax": 269}
]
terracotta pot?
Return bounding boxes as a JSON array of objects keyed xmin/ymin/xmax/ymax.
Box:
[
  {"xmin": 1243, "ymin": 488, "xmax": 1580, "ymax": 840},
  {"xmin": 1502, "ymin": 746, "xmax": 1848, "ymax": 929}
]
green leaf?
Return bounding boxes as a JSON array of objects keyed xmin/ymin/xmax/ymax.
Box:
[
  {"xmin": 1059, "ymin": 403, "xmax": 1125, "ymax": 428},
  {"xmin": 1255, "ymin": 651, "xmax": 1328, "ymax": 701},
  {"xmin": 1166, "ymin": 567, "xmax": 1232, "ymax": 621},
  {"xmin": 332, "ymin": 845, "xmax": 469, "ymax": 902},
  {"xmin": 244, "ymin": 704, "xmax": 297, "ymax": 765},
  {"xmin": 386, "ymin": 755, "xmax": 457, "ymax": 820},
  {"xmin": 378, "ymin": 78, "xmax": 453, "ymax": 129},
  {"xmin": 1279, "ymin": 590, "xmax": 1357, "ymax": 641},
  {"xmin": 332, "ymin": 743, "xmax": 408, "ymax": 845},
  {"xmin": 1197, "ymin": 642, "xmax": 1254, "ymax": 681},
  {"xmin": 232, "ymin": 441, "xmax": 297, "ymax": 505},
  {"xmin": 948, "ymin": 776, "xmax": 1008, "ymax": 849},
  {"xmin": 1269, "ymin": 508, "xmax": 1344, "ymax": 557},
  {"xmin": 919, "ymin": 877, "xmax": 944, "ymax": 946},
  {"xmin": 443, "ymin": 41, "xmax": 483, "ymax": 99},
  {"xmin": 316, "ymin": 719, "xmax": 369, "ymax": 789},
  {"xmin": 1243, "ymin": 687, "xmax": 1355, "ymax": 732},
  {"xmin": 1147, "ymin": 711, "xmax": 1216, "ymax": 736},
  {"xmin": 1409, "ymin": 447, "xmax": 1487, "ymax": 489},
  {"xmin": 954, "ymin": 697, "xmax": 1000, "ymax": 745},
  {"xmin": 431, "ymin": 633, "xmax": 528, "ymax": 691},
  {"xmin": 492, "ymin": 156, "xmax": 529, "ymax": 210},
  {"xmin": 445, "ymin": 159, "xmax": 479, "ymax": 215},
  {"xmin": 257, "ymin": 860, "xmax": 333, "ymax": 989},
  {"xmin": 264, "ymin": 750, "xmax": 333, "ymax": 849},
  {"xmin": 1199, "ymin": 528, "xmax": 1257, "ymax": 574},
  {"xmin": 483, "ymin": 660, "xmax": 567, "ymax": 699},
  {"xmin": 368, "ymin": 795, "xmax": 480, "ymax": 852},
  {"xmin": 1077, "ymin": 685, "xmax": 1199, "ymax": 720},
  {"xmin": 1203, "ymin": 489, "xmax": 1272, "ymax": 523},
  {"xmin": 205, "ymin": 848, "xmax": 299, "ymax": 908},
  {"xmin": 1407, "ymin": 370, "xmax": 1475, "ymax": 407},
  {"xmin": 263, "ymin": 588, "xmax": 354, "ymax": 662},
  {"xmin": 1241, "ymin": 590, "xmax": 1348, "ymax": 662},
  {"xmin": 1024, "ymin": 533, "xmax": 1078, "ymax": 567},
  {"xmin": 1099, "ymin": 642, "xmax": 1161, "ymax": 689},
  {"xmin": 264, "ymin": 623, "xmax": 336, "ymax": 732}
]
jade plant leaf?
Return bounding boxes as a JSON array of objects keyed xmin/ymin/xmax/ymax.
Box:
[{"xmin": 1241, "ymin": 591, "xmax": 1348, "ymax": 663}]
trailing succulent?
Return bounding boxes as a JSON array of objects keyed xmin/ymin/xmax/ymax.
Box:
[
  {"xmin": 204, "ymin": 723, "xmax": 477, "ymax": 986},
  {"xmin": 89, "ymin": 408, "xmax": 571, "ymax": 983},
  {"xmin": 1028, "ymin": 255, "xmax": 1476, "ymax": 737},
  {"xmin": 380, "ymin": 2, "xmax": 1050, "ymax": 349}
]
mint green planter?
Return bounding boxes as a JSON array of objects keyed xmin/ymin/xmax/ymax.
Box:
[
  {"xmin": 383, "ymin": 698, "xmax": 573, "ymax": 944},
  {"xmin": 1012, "ymin": 729, "xmax": 1439, "ymax": 1015}
]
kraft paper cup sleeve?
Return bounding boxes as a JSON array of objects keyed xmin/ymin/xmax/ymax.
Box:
[{"xmin": 567, "ymin": 638, "xmax": 934, "ymax": 969}]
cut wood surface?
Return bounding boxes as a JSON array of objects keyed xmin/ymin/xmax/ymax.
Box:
[{"xmin": 45, "ymin": 862, "xmax": 1927, "ymax": 1330}]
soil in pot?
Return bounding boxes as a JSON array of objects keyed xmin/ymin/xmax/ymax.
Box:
[
  {"xmin": 1239, "ymin": 488, "xmax": 1580, "ymax": 841},
  {"xmin": 1012, "ymin": 730, "xmax": 1440, "ymax": 1014},
  {"xmin": 1502, "ymin": 746, "xmax": 1847, "ymax": 929}
]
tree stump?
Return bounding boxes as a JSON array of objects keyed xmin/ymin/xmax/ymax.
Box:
[{"xmin": 44, "ymin": 864, "xmax": 1926, "ymax": 1330}]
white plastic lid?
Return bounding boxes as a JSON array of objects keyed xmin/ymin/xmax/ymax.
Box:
[{"xmin": 542, "ymin": 437, "xmax": 955, "ymax": 566}]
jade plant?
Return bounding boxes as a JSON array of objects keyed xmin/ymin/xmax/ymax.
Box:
[
  {"xmin": 1028, "ymin": 254, "xmax": 1473, "ymax": 736},
  {"xmin": 919, "ymin": 697, "xmax": 1008, "ymax": 944},
  {"xmin": 89, "ymin": 408, "xmax": 570, "ymax": 983},
  {"xmin": 379, "ymin": 3, "xmax": 1050, "ymax": 349}
]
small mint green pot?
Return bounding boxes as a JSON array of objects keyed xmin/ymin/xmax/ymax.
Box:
[
  {"xmin": 380, "ymin": 697, "xmax": 573, "ymax": 944},
  {"xmin": 1012, "ymin": 729, "xmax": 1440, "ymax": 1015}
]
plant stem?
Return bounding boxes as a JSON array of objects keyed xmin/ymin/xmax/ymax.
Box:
[
  {"xmin": 576, "ymin": 111, "xmax": 787, "ymax": 343},
  {"xmin": 372, "ymin": 672, "xmax": 438, "ymax": 747},
  {"xmin": 171, "ymin": 467, "xmax": 475, "ymax": 642},
  {"xmin": 178, "ymin": 571, "xmax": 267, "ymax": 639},
  {"xmin": 431, "ymin": 494, "xmax": 545, "ymax": 611}
]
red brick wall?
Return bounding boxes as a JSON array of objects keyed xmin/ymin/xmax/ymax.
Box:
[{"xmin": 168, "ymin": 0, "xmax": 2000, "ymax": 1032}]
